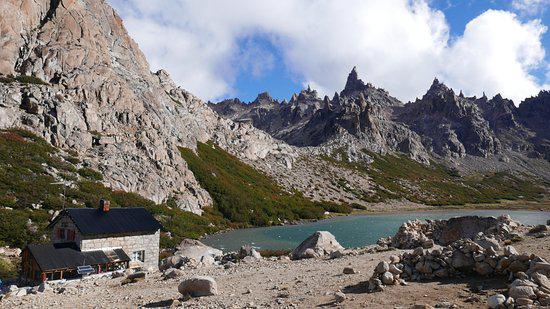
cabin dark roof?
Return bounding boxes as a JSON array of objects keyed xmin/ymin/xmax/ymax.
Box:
[
  {"xmin": 26, "ymin": 243, "xmax": 130, "ymax": 272},
  {"xmin": 49, "ymin": 207, "xmax": 162, "ymax": 236}
]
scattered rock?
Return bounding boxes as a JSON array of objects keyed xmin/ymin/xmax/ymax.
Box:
[
  {"xmin": 504, "ymin": 246, "xmax": 518, "ymax": 256},
  {"xmin": 329, "ymin": 250, "xmax": 344, "ymax": 259},
  {"xmin": 334, "ymin": 291, "xmax": 346, "ymax": 303},
  {"xmin": 529, "ymin": 225, "xmax": 548, "ymax": 234},
  {"xmin": 487, "ymin": 294, "xmax": 506, "ymax": 308},
  {"xmin": 122, "ymin": 271, "xmax": 146, "ymax": 285},
  {"xmin": 381, "ymin": 272, "xmax": 394, "ymax": 285},
  {"xmin": 178, "ymin": 276, "xmax": 218, "ymax": 297},
  {"xmin": 343, "ymin": 267, "xmax": 357, "ymax": 274},
  {"xmin": 176, "ymin": 239, "xmax": 222, "ymax": 263},
  {"xmin": 508, "ymin": 286, "xmax": 535, "ymax": 300},
  {"xmin": 238, "ymin": 245, "xmax": 261, "ymax": 260},
  {"xmin": 375, "ymin": 261, "xmax": 390, "ymax": 273},
  {"xmin": 163, "ymin": 268, "xmax": 182, "ymax": 279}
]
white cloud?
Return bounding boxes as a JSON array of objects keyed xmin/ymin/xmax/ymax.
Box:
[
  {"xmin": 512, "ymin": 0, "xmax": 550, "ymax": 15},
  {"xmin": 442, "ymin": 10, "xmax": 547, "ymax": 103},
  {"xmin": 109, "ymin": 0, "xmax": 549, "ymax": 105}
]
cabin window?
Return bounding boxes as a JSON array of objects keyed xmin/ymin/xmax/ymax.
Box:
[
  {"xmin": 132, "ymin": 250, "xmax": 145, "ymax": 262},
  {"xmin": 56, "ymin": 228, "xmax": 66, "ymax": 239},
  {"xmin": 67, "ymin": 230, "xmax": 76, "ymax": 241}
]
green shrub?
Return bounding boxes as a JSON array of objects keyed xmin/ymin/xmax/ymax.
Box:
[
  {"xmin": 0, "ymin": 257, "xmax": 18, "ymax": 279},
  {"xmin": 315, "ymin": 201, "xmax": 353, "ymax": 214},
  {"xmin": 0, "ymin": 129, "xmax": 225, "ymax": 249},
  {"xmin": 78, "ymin": 168, "xmax": 103, "ymax": 181},
  {"xmin": 258, "ymin": 249, "xmax": 292, "ymax": 257},
  {"xmin": 0, "ymin": 76, "xmax": 15, "ymax": 84},
  {"xmin": 15, "ymin": 75, "xmax": 49, "ymax": 85}
]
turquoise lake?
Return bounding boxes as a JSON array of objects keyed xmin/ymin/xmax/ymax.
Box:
[{"xmin": 201, "ymin": 210, "xmax": 550, "ymax": 251}]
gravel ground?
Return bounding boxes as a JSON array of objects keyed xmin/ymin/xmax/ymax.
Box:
[{"xmin": 2, "ymin": 235, "xmax": 549, "ymax": 309}]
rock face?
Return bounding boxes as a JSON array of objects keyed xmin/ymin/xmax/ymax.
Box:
[
  {"xmin": 212, "ymin": 69, "xmax": 550, "ymax": 170},
  {"xmin": 211, "ymin": 68, "xmax": 430, "ymax": 163},
  {"xmin": 292, "ymin": 231, "xmax": 344, "ymax": 260},
  {"xmin": 397, "ymin": 79, "xmax": 500, "ymax": 158},
  {"xmin": 0, "ymin": 0, "xmax": 298, "ymax": 214},
  {"xmin": 517, "ymin": 91, "xmax": 550, "ymax": 160}
]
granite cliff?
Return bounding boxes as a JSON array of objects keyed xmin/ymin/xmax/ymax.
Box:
[{"xmin": 0, "ymin": 0, "xmax": 296, "ymax": 215}]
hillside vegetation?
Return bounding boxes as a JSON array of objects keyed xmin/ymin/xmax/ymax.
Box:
[
  {"xmin": 325, "ymin": 149, "xmax": 547, "ymax": 206},
  {"xmin": 0, "ymin": 129, "xmax": 221, "ymax": 250},
  {"xmin": 180, "ymin": 142, "xmax": 351, "ymax": 227}
]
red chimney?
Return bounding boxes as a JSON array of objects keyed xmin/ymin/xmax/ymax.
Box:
[{"xmin": 99, "ymin": 199, "xmax": 110, "ymax": 212}]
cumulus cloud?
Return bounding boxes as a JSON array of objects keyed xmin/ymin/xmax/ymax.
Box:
[
  {"xmin": 512, "ymin": 0, "xmax": 550, "ymax": 15},
  {"xmin": 109, "ymin": 0, "xmax": 549, "ymax": 105},
  {"xmin": 443, "ymin": 10, "xmax": 547, "ymax": 103}
]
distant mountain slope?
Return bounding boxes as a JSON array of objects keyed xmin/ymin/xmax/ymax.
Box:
[{"xmin": 211, "ymin": 68, "xmax": 550, "ymax": 176}]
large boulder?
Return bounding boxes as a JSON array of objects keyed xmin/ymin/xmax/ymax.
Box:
[
  {"xmin": 238, "ymin": 245, "xmax": 261, "ymax": 260},
  {"xmin": 178, "ymin": 276, "xmax": 218, "ymax": 297},
  {"xmin": 160, "ymin": 255, "xmax": 186, "ymax": 271},
  {"xmin": 160, "ymin": 239, "xmax": 223, "ymax": 270},
  {"xmin": 177, "ymin": 239, "xmax": 222, "ymax": 261},
  {"xmin": 291, "ymin": 231, "xmax": 344, "ymax": 260}
]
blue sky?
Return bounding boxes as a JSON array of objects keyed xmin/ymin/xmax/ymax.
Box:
[
  {"xmin": 110, "ymin": 0, "xmax": 550, "ymax": 105},
  {"xmin": 231, "ymin": 0, "xmax": 550, "ymax": 102}
]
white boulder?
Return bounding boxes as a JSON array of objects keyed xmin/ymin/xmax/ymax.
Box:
[{"xmin": 292, "ymin": 231, "xmax": 344, "ymax": 260}]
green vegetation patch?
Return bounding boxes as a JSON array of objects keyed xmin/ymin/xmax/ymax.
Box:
[
  {"xmin": 180, "ymin": 142, "xmax": 331, "ymax": 227},
  {"xmin": 15, "ymin": 75, "xmax": 49, "ymax": 85},
  {"xmin": 0, "ymin": 257, "xmax": 19, "ymax": 279},
  {"xmin": 324, "ymin": 148, "xmax": 547, "ymax": 206},
  {"xmin": 78, "ymin": 167, "xmax": 103, "ymax": 181}
]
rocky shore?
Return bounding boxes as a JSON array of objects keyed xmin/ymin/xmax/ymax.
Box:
[{"xmin": 1, "ymin": 216, "xmax": 549, "ymax": 308}]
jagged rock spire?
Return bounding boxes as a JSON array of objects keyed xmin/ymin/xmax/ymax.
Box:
[
  {"xmin": 255, "ymin": 91, "xmax": 273, "ymax": 102},
  {"xmin": 425, "ymin": 77, "xmax": 453, "ymax": 97},
  {"xmin": 343, "ymin": 66, "xmax": 367, "ymax": 94}
]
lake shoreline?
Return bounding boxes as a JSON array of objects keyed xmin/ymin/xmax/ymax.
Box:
[{"xmin": 200, "ymin": 198, "xmax": 550, "ymax": 241}]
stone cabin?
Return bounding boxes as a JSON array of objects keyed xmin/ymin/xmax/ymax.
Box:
[{"xmin": 21, "ymin": 201, "xmax": 162, "ymax": 283}]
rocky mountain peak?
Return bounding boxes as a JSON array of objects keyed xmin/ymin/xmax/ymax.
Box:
[
  {"xmin": 341, "ymin": 66, "xmax": 370, "ymax": 96},
  {"xmin": 296, "ymin": 86, "xmax": 319, "ymax": 101},
  {"xmin": 424, "ymin": 78, "xmax": 454, "ymax": 99},
  {"xmin": 253, "ymin": 91, "xmax": 275, "ymax": 104},
  {"xmin": 518, "ymin": 90, "xmax": 550, "ymax": 142}
]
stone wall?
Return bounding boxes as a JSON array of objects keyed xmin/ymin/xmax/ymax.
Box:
[{"xmin": 80, "ymin": 231, "xmax": 160, "ymax": 270}]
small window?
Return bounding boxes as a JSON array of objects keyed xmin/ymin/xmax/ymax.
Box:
[{"xmin": 132, "ymin": 250, "xmax": 145, "ymax": 263}]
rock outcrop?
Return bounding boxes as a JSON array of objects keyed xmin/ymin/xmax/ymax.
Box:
[
  {"xmin": 292, "ymin": 231, "xmax": 344, "ymax": 260},
  {"xmin": 212, "ymin": 68, "xmax": 430, "ymax": 163},
  {"xmin": 397, "ymin": 79, "xmax": 500, "ymax": 158},
  {"xmin": 212, "ymin": 70, "xmax": 550, "ymax": 171},
  {"xmin": 367, "ymin": 239, "xmax": 550, "ymax": 307},
  {"xmin": 160, "ymin": 239, "xmax": 222, "ymax": 270},
  {"xmin": 381, "ymin": 215, "xmax": 522, "ymax": 249},
  {"xmin": 0, "ymin": 0, "xmax": 298, "ymax": 214}
]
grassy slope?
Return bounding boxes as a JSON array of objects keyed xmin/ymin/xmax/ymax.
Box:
[
  {"xmin": 325, "ymin": 148, "xmax": 547, "ymax": 206},
  {"xmin": 180, "ymin": 142, "xmax": 352, "ymax": 228},
  {"xmin": 0, "ymin": 130, "xmax": 220, "ymax": 257}
]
